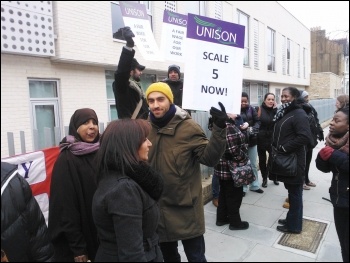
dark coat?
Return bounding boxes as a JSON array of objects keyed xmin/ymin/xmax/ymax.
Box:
[
  {"xmin": 316, "ymin": 149, "xmax": 349, "ymax": 208},
  {"xmin": 240, "ymin": 105, "xmax": 261, "ymax": 147},
  {"xmin": 268, "ymin": 102, "xmax": 312, "ymax": 184},
  {"xmin": 48, "ymin": 150, "xmax": 99, "ymax": 261},
  {"xmin": 162, "ymin": 78, "xmax": 184, "ymax": 107},
  {"xmin": 257, "ymin": 103, "xmax": 277, "ymax": 148},
  {"xmin": 92, "ymin": 167, "xmax": 163, "ymax": 262},
  {"xmin": 1, "ymin": 162, "xmax": 54, "ymax": 262},
  {"xmin": 113, "ymin": 47, "xmax": 149, "ymax": 119},
  {"xmin": 148, "ymin": 106, "xmax": 226, "ymax": 242}
]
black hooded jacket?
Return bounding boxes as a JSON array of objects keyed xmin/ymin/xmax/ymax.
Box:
[{"xmin": 1, "ymin": 162, "xmax": 54, "ymax": 262}]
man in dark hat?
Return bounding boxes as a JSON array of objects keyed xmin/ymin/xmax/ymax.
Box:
[
  {"xmin": 162, "ymin": 64, "xmax": 192, "ymax": 115},
  {"xmin": 113, "ymin": 27, "xmax": 149, "ymax": 119}
]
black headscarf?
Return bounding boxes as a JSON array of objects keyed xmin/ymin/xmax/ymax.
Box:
[{"xmin": 68, "ymin": 108, "xmax": 99, "ymax": 143}]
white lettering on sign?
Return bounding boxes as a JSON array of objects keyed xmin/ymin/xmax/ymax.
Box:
[{"xmin": 196, "ymin": 26, "xmax": 237, "ymax": 43}]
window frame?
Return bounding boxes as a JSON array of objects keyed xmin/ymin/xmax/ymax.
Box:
[
  {"xmin": 237, "ymin": 9, "xmax": 250, "ymax": 67},
  {"xmin": 267, "ymin": 27, "xmax": 275, "ymax": 72}
]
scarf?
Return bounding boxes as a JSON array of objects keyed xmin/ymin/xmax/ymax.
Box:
[
  {"xmin": 125, "ymin": 163, "xmax": 164, "ymax": 201},
  {"xmin": 326, "ymin": 131, "xmax": 349, "ymax": 155},
  {"xmin": 150, "ymin": 104, "xmax": 176, "ymax": 128},
  {"xmin": 273, "ymin": 101, "xmax": 292, "ymax": 122},
  {"xmin": 60, "ymin": 135, "xmax": 100, "ymax": 155}
]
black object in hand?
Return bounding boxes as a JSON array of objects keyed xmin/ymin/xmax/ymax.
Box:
[
  {"xmin": 122, "ymin": 26, "xmax": 135, "ymax": 48},
  {"xmin": 209, "ymin": 102, "xmax": 227, "ymax": 128}
]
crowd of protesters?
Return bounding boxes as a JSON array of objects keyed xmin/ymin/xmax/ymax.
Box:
[{"xmin": 1, "ymin": 27, "xmax": 348, "ymax": 262}]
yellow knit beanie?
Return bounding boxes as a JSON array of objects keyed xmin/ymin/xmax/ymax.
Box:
[{"xmin": 145, "ymin": 82, "xmax": 174, "ymax": 104}]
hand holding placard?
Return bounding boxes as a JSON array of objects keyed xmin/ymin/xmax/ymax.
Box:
[
  {"xmin": 122, "ymin": 26, "xmax": 135, "ymax": 48},
  {"xmin": 210, "ymin": 102, "xmax": 227, "ymax": 128}
]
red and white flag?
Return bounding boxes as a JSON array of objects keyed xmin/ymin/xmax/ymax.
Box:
[{"xmin": 2, "ymin": 147, "xmax": 60, "ymax": 225}]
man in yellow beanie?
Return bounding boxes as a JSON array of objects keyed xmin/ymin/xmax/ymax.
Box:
[{"xmin": 145, "ymin": 82, "xmax": 228, "ymax": 262}]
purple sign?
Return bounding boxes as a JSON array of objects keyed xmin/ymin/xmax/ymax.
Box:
[
  {"xmin": 187, "ymin": 13, "xmax": 245, "ymax": 48},
  {"xmin": 163, "ymin": 11, "xmax": 188, "ymax": 27},
  {"xmin": 119, "ymin": 1, "xmax": 148, "ymax": 20}
]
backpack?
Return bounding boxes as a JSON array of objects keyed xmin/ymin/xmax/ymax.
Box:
[{"xmin": 307, "ymin": 111, "xmax": 318, "ymax": 148}]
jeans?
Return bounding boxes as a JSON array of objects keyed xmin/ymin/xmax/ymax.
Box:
[
  {"xmin": 304, "ymin": 148, "xmax": 313, "ymax": 184},
  {"xmin": 284, "ymin": 183, "xmax": 303, "ymax": 232},
  {"xmin": 160, "ymin": 235, "xmax": 207, "ymax": 262},
  {"xmin": 243, "ymin": 145, "xmax": 260, "ymax": 192},
  {"xmin": 212, "ymin": 174, "xmax": 220, "ymax": 199},
  {"xmin": 334, "ymin": 207, "xmax": 349, "ymax": 262}
]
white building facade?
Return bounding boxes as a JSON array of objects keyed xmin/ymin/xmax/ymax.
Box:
[{"xmin": 1, "ymin": 1, "xmax": 310, "ymax": 157}]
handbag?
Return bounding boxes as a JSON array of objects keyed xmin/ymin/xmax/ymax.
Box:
[
  {"xmin": 268, "ymin": 146, "xmax": 297, "ymax": 177},
  {"xmin": 229, "ymin": 159, "xmax": 256, "ymax": 187},
  {"xmin": 268, "ymin": 121, "xmax": 297, "ymax": 177}
]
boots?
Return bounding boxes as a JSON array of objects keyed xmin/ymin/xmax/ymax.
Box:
[{"xmin": 262, "ymin": 178, "xmax": 267, "ymax": 188}]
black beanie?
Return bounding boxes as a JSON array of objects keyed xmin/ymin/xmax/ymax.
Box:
[{"xmin": 168, "ymin": 64, "xmax": 180, "ymax": 77}]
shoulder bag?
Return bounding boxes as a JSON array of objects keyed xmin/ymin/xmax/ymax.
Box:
[
  {"xmin": 229, "ymin": 159, "xmax": 256, "ymax": 187},
  {"xmin": 268, "ymin": 120, "xmax": 297, "ymax": 177}
]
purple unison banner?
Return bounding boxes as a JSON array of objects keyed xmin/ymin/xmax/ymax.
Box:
[
  {"xmin": 119, "ymin": 1, "xmax": 148, "ymax": 20},
  {"xmin": 187, "ymin": 13, "xmax": 245, "ymax": 48},
  {"xmin": 163, "ymin": 10, "xmax": 188, "ymax": 27}
]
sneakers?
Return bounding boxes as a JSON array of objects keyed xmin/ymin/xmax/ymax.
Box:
[
  {"xmin": 303, "ymin": 184, "xmax": 311, "ymax": 190},
  {"xmin": 306, "ymin": 182, "xmax": 316, "ymax": 187},
  {"xmin": 212, "ymin": 198, "xmax": 218, "ymax": 207},
  {"xmin": 229, "ymin": 221, "xmax": 249, "ymax": 230},
  {"xmin": 250, "ymin": 188, "xmax": 264, "ymax": 193}
]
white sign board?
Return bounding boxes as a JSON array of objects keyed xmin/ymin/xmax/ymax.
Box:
[
  {"xmin": 119, "ymin": 1, "xmax": 162, "ymax": 61},
  {"xmin": 182, "ymin": 14, "xmax": 245, "ymax": 114},
  {"xmin": 160, "ymin": 11, "xmax": 187, "ymax": 62}
]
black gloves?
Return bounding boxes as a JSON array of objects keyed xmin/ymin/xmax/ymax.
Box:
[
  {"xmin": 209, "ymin": 102, "xmax": 227, "ymax": 129},
  {"xmin": 122, "ymin": 26, "xmax": 135, "ymax": 48},
  {"xmin": 318, "ymin": 131, "xmax": 324, "ymax": 141}
]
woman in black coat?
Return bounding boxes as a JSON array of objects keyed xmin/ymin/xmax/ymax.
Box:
[
  {"xmin": 268, "ymin": 87, "xmax": 311, "ymax": 234},
  {"xmin": 316, "ymin": 107, "xmax": 349, "ymax": 262},
  {"xmin": 48, "ymin": 108, "xmax": 100, "ymax": 262},
  {"xmin": 1, "ymin": 162, "xmax": 54, "ymax": 262},
  {"xmin": 257, "ymin": 93, "xmax": 278, "ymax": 187},
  {"xmin": 92, "ymin": 119, "xmax": 164, "ymax": 262}
]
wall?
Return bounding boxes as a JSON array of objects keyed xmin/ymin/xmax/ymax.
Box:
[
  {"xmin": 1, "ymin": 53, "xmax": 108, "ymax": 158},
  {"xmin": 309, "ymin": 72, "xmax": 342, "ymax": 99}
]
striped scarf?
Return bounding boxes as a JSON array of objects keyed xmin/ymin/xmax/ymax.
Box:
[{"xmin": 273, "ymin": 102, "xmax": 292, "ymax": 122}]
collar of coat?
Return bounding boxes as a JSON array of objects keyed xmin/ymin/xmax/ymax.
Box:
[{"xmin": 149, "ymin": 105, "xmax": 190, "ymax": 135}]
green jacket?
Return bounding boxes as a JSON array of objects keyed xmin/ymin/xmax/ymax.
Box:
[{"xmin": 148, "ymin": 106, "xmax": 226, "ymax": 242}]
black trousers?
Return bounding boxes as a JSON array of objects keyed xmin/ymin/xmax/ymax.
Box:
[
  {"xmin": 257, "ymin": 143, "xmax": 271, "ymax": 179},
  {"xmin": 334, "ymin": 207, "xmax": 349, "ymax": 262},
  {"xmin": 304, "ymin": 148, "xmax": 313, "ymax": 184},
  {"xmin": 160, "ymin": 235, "xmax": 206, "ymax": 262},
  {"xmin": 217, "ymin": 180, "xmax": 243, "ymax": 225}
]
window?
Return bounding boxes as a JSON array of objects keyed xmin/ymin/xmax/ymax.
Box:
[
  {"xmin": 237, "ymin": 10, "xmax": 249, "ymax": 66},
  {"xmin": 297, "ymin": 44, "xmax": 300, "ymax": 78},
  {"xmin": 267, "ymin": 27, "xmax": 275, "ymax": 71},
  {"xmin": 287, "ymin": 38, "xmax": 291, "ymax": 75},
  {"xmin": 242, "ymin": 82, "xmax": 269, "ymax": 106},
  {"xmin": 253, "ymin": 19, "xmax": 259, "ymax": 69},
  {"xmin": 303, "ymin": 47, "xmax": 306, "ymax": 78},
  {"xmin": 282, "ymin": 35, "xmax": 286, "ymax": 75},
  {"xmin": 105, "ymin": 70, "xmax": 156, "ymax": 121},
  {"xmin": 111, "ymin": 2, "xmax": 152, "ymax": 40},
  {"xmin": 185, "ymin": 1, "xmax": 206, "ymax": 15},
  {"xmin": 29, "ymin": 80, "xmax": 60, "ymax": 149}
]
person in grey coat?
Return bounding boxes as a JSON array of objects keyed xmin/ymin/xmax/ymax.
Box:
[{"xmin": 92, "ymin": 119, "xmax": 164, "ymax": 262}]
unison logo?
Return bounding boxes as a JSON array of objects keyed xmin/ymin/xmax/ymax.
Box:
[
  {"xmin": 167, "ymin": 11, "xmax": 187, "ymax": 26},
  {"xmin": 194, "ymin": 16, "xmax": 237, "ymax": 45}
]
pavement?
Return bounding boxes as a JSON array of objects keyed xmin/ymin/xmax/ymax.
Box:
[{"xmin": 177, "ymin": 125, "xmax": 344, "ymax": 262}]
